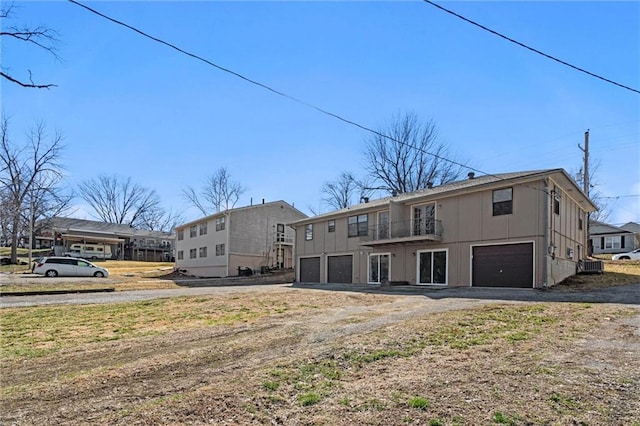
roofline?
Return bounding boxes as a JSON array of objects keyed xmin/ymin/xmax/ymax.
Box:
[
  {"xmin": 291, "ymin": 169, "xmax": 596, "ymax": 226},
  {"xmin": 176, "ymin": 200, "xmax": 305, "ymax": 229}
]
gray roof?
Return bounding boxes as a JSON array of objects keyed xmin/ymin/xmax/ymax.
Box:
[
  {"xmin": 291, "ymin": 168, "xmax": 593, "ymax": 226},
  {"xmin": 621, "ymin": 222, "xmax": 640, "ymax": 234},
  {"xmin": 590, "ymin": 220, "xmax": 635, "ymax": 236},
  {"xmin": 176, "ymin": 200, "xmax": 306, "ymax": 229},
  {"xmin": 38, "ymin": 217, "xmax": 174, "ymax": 239}
]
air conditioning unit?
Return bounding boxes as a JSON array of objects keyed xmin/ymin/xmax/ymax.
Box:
[{"xmin": 578, "ymin": 260, "xmax": 603, "ymax": 274}]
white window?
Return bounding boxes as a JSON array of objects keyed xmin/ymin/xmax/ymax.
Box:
[
  {"xmin": 216, "ymin": 217, "xmax": 225, "ymax": 231},
  {"xmin": 199, "ymin": 246, "xmax": 207, "ymax": 258},
  {"xmin": 189, "ymin": 248, "xmax": 197, "ymax": 259},
  {"xmin": 305, "ymin": 224, "xmax": 313, "ymax": 241},
  {"xmin": 177, "ymin": 251, "xmax": 184, "ymax": 260},
  {"xmin": 605, "ymin": 236, "xmax": 621, "ymax": 249},
  {"xmin": 413, "ymin": 203, "xmax": 435, "ymax": 236},
  {"xmin": 368, "ymin": 253, "xmax": 390, "ymax": 284},
  {"xmin": 199, "ymin": 222, "xmax": 208, "ymax": 235},
  {"xmin": 417, "ymin": 249, "xmax": 447, "ymax": 285},
  {"xmin": 378, "ymin": 211, "xmax": 389, "ymax": 239},
  {"xmin": 216, "ymin": 243, "xmax": 225, "ymax": 256},
  {"xmin": 190, "ymin": 225, "xmax": 197, "ymax": 238}
]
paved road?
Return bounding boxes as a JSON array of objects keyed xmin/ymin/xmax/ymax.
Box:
[{"xmin": 1, "ymin": 278, "xmax": 639, "ymax": 308}]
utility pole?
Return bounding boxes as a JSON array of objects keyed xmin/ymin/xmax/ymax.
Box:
[
  {"xmin": 578, "ymin": 129, "xmax": 591, "ymax": 256},
  {"xmin": 578, "ymin": 130, "xmax": 590, "ymax": 195}
]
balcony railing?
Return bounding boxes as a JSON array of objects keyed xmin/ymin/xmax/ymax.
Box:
[
  {"xmin": 273, "ymin": 233, "xmax": 295, "ymax": 245},
  {"xmin": 361, "ymin": 219, "xmax": 442, "ymax": 244}
]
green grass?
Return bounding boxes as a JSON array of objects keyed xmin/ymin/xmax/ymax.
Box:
[
  {"xmin": 263, "ymin": 380, "xmax": 280, "ymax": 391},
  {"xmin": 298, "ymin": 392, "xmax": 321, "ymax": 406},
  {"xmin": 408, "ymin": 396, "xmax": 430, "ymax": 410},
  {"xmin": 493, "ymin": 411, "xmax": 519, "ymax": 425}
]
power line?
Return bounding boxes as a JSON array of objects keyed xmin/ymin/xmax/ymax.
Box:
[
  {"xmin": 67, "ymin": 0, "xmax": 589, "ymax": 200},
  {"xmin": 601, "ymin": 195, "xmax": 640, "ymax": 199},
  {"xmin": 66, "ymin": 0, "xmax": 478, "ymax": 174},
  {"xmin": 422, "ymin": 0, "xmax": 640, "ymax": 95}
]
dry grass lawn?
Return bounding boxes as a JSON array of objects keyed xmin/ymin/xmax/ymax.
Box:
[{"xmin": 1, "ymin": 285, "xmax": 639, "ymax": 425}]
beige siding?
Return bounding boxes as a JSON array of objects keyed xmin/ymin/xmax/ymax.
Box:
[
  {"xmin": 294, "ymin": 171, "xmax": 593, "ymax": 288},
  {"xmin": 176, "ymin": 202, "xmax": 306, "ymax": 277}
]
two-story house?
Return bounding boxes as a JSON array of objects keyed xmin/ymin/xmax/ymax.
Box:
[
  {"xmin": 291, "ymin": 169, "xmax": 596, "ymax": 288},
  {"xmin": 174, "ymin": 200, "xmax": 307, "ymax": 277}
]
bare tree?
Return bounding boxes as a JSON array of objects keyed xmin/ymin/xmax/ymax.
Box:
[
  {"xmin": 363, "ymin": 112, "xmax": 467, "ymax": 194},
  {"xmin": 182, "ymin": 167, "xmax": 245, "ymax": 216},
  {"xmin": 574, "ymin": 160, "xmax": 610, "ymax": 223},
  {"xmin": 321, "ymin": 172, "xmax": 358, "ymax": 210},
  {"xmin": 1, "ymin": 3, "xmax": 59, "ymax": 89},
  {"xmin": 136, "ymin": 206, "xmax": 183, "ymax": 233},
  {"xmin": 78, "ymin": 175, "xmax": 161, "ymax": 227},
  {"xmin": 321, "ymin": 172, "xmax": 376, "ymax": 210},
  {"xmin": 0, "ymin": 117, "xmax": 66, "ymax": 263}
]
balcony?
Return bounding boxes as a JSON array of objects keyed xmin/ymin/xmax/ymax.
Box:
[
  {"xmin": 360, "ymin": 219, "xmax": 442, "ymax": 246},
  {"xmin": 273, "ymin": 233, "xmax": 294, "ymax": 245}
]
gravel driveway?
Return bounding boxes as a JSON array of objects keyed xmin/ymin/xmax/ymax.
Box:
[{"xmin": 2, "ymin": 278, "xmax": 638, "ymax": 308}]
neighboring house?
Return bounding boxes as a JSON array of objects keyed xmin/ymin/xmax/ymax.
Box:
[
  {"xmin": 174, "ymin": 200, "xmax": 307, "ymax": 277},
  {"xmin": 589, "ymin": 221, "xmax": 639, "ymax": 254},
  {"xmin": 291, "ymin": 169, "xmax": 596, "ymax": 289},
  {"xmin": 35, "ymin": 217, "xmax": 175, "ymax": 262},
  {"xmin": 621, "ymin": 222, "xmax": 640, "ymax": 248}
]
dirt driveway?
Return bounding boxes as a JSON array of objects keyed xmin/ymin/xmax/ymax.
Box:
[{"xmin": 1, "ymin": 283, "xmax": 639, "ymax": 425}]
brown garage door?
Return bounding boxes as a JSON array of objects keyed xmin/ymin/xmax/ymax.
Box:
[
  {"xmin": 328, "ymin": 255, "xmax": 352, "ymax": 283},
  {"xmin": 472, "ymin": 243, "xmax": 533, "ymax": 288},
  {"xmin": 299, "ymin": 257, "xmax": 320, "ymax": 283}
]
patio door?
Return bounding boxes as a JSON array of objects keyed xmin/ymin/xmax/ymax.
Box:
[
  {"xmin": 369, "ymin": 253, "xmax": 390, "ymax": 284},
  {"xmin": 417, "ymin": 249, "xmax": 447, "ymax": 285}
]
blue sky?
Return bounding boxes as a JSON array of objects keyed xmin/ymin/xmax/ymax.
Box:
[{"xmin": 2, "ymin": 1, "xmax": 639, "ymax": 225}]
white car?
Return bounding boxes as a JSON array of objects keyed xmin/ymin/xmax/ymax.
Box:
[
  {"xmin": 611, "ymin": 249, "xmax": 640, "ymax": 261},
  {"xmin": 33, "ymin": 256, "xmax": 109, "ymax": 278}
]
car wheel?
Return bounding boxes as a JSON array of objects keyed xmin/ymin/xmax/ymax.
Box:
[
  {"xmin": 94, "ymin": 271, "xmax": 104, "ymax": 278},
  {"xmin": 45, "ymin": 269, "xmax": 58, "ymax": 277}
]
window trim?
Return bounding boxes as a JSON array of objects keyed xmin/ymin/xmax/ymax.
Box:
[
  {"xmin": 578, "ymin": 211, "xmax": 583, "ymax": 230},
  {"xmin": 348, "ymin": 214, "xmax": 368, "ymax": 237},
  {"xmin": 328, "ymin": 220, "xmax": 335, "ymax": 233},
  {"xmin": 553, "ymin": 187, "xmax": 560, "ymax": 215},
  {"xmin": 368, "ymin": 252, "xmax": 391, "ymax": 284},
  {"xmin": 215, "ymin": 216, "xmax": 226, "ymax": 231},
  {"xmin": 604, "ymin": 236, "xmax": 621, "ymax": 250},
  {"xmin": 416, "ymin": 248, "xmax": 448, "ymax": 285},
  {"xmin": 305, "ymin": 224, "xmax": 313, "ymax": 241},
  {"xmin": 492, "ymin": 187, "xmax": 513, "ymax": 216}
]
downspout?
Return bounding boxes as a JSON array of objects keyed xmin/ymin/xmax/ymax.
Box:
[
  {"xmin": 542, "ymin": 178, "xmax": 549, "ymax": 288},
  {"xmin": 225, "ymin": 212, "xmax": 230, "ymax": 277}
]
